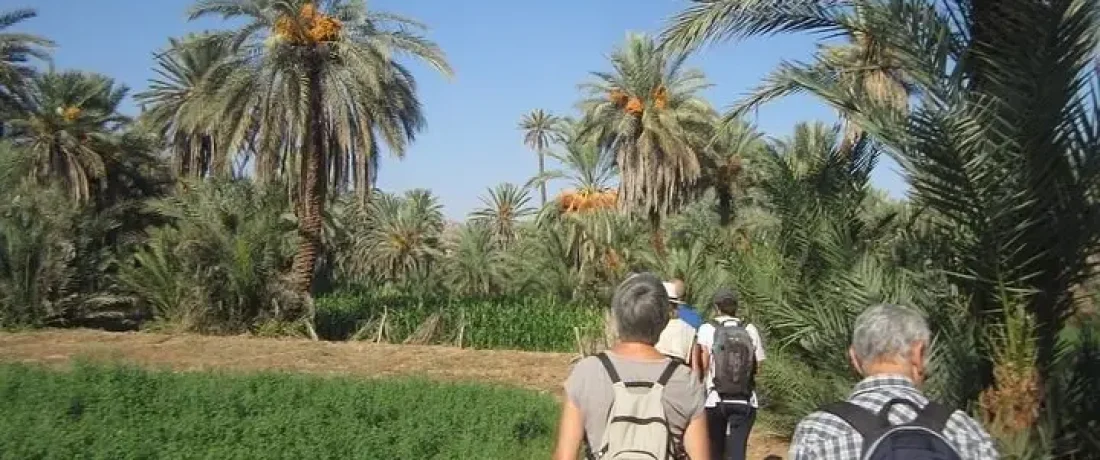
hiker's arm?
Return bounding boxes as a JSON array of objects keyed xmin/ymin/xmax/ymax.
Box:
[
  {"xmin": 682, "ymin": 414, "xmax": 711, "ymax": 460},
  {"xmin": 690, "ymin": 343, "xmax": 703, "ymax": 378},
  {"xmin": 698, "ymin": 347, "xmax": 710, "ymax": 381},
  {"xmin": 552, "ymin": 399, "xmax": 584, "ymax": 460}
]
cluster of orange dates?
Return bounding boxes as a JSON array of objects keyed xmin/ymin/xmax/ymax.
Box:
[
  {"xmin": 607, "ymin": 85, "xmax": 668, "ymax": 115},
  {"xmin": 57, "ymin": 106, "xmax": 81, "ymax": 122},
  {"xmin": 273, "ymin": 3, "xmax": 343, "ymax": 44},
  {"xmin": 558, "ymin": 189, "xmax": 618, "ymax": 214}
]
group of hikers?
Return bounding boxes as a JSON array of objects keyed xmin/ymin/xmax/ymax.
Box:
[{"xmin": 551, "ymin": 273, "xmax": 1001, "ymax": 460}]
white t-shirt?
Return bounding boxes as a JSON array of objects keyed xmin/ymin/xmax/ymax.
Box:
[
  {"xmin": 655, "ymin": 318, "xmax": 697, "ymax": 364},
  {"xmin": 696, "ymin": 316, "xmax": 766, "ymax": 408}
]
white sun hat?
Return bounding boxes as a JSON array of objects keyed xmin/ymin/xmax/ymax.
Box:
[{"xmin": 662, "ymin": 281, "xmax": 684, "ymax": 304}]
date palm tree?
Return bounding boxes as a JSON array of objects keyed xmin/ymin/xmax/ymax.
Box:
[
  {"xmin": 519, "ymin": 109, "xmax": 564, "ymax": 206},
  {"xmin": 540, "ymin": 117, "xmax": 617, "ymax": 196},
  {"xmin": 0, "ymin": 9, "xmax": 54, "ymax": 123},
  {"xmin": 577, "ymin": 33, "xmax": 715, "ymax": 247},
  {"xmin": 6, "ymin": 71, "xmax": 129, "ymax": 202},
  {"xmin": 341, "ymin": 189, "xmax": 444, "ymax": 284},
  {"xmin": 135, "ymin": 33, "xmax": 233, "ymax": 178},
  {"xmin": 699, "ymin": 118, "xmax": 767, "ymax": 226},
  {"xmin": 188, "ymin": 0, "xmax": 451, "ymax": 295},
  {"xmin": 470, "ymin": 183, "xmax": 536, "ymax": 246},
  {"xmin": 660, "ymin": 0, "xmax": 913, "ymax": 150}
]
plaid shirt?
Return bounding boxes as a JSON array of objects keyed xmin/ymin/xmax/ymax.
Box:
[{"xmin": 788, "ymin": 375, "xmax": 999, "ymax": 460}]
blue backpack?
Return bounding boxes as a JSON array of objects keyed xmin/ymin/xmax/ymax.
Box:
[{"xmin": 819, "ymin": 398, "xmax": 963, "ymax": 460}]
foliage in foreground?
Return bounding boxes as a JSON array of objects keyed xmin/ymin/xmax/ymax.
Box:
[{"xmin": 0, "ymin": 363, "xmax": 558, "ymax": 460}]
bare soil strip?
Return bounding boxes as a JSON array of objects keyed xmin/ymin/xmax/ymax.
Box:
[{"xmin": 0, "ymin": 329, "xmax": 789, "ymax": 458}]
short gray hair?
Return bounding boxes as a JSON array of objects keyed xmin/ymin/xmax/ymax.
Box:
[
  {"xmin": 610, "ymin": 272, "xmax": 670, "ymax": 345},
  {"xmin": 851, "ymin": 304, "xmax": 931, "ymax": 363}
]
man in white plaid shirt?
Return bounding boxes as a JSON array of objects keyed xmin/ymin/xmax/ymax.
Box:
[{"xmin": 788, "ymin": 304, "xmax": 999, "ymax": 459}]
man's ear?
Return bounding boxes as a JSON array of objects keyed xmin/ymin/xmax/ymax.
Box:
[
  {"xmin": 911, "ymin": 341, "xmax": 927, "ymax": 380},
  {"xmin": 848, "ymin": 347, "xmax": 862, "ymax": 375}
]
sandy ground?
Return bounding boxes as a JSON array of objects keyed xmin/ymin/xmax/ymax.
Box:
[{"xmin": 0, "ymin": 329, "xmax": 789, "ymax": 458}]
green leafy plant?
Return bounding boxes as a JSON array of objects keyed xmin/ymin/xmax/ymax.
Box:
[{"xmin": 0, "ymin": 362, "xmax": 559, "ymax": 459}]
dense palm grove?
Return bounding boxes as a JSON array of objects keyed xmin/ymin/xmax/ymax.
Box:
[{"xmin": 1, "ymin": 0, "xmax": 1098, "ymax": 457}]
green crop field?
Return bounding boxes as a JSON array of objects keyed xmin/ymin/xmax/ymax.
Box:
[{"xmin": 0, "ymin": 362, "xmax": 560, "ymax": 460}]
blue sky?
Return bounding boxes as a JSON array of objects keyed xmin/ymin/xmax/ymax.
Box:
[{"xmin": 16, "ymin": 0, "xmax": 906, "ymax": 219}]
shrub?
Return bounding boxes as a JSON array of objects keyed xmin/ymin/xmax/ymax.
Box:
[
  {"xmin": 0, "ymin": 362, "xmax": 559, "ymax": 460},
  {"xmin": 315, "ymin": 290, "xmax": 603, "ymax": 352}
]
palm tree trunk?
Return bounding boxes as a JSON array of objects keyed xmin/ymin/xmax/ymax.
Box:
[
  {"xmin": 290, "ymin": 63, "xmax": 328, "ymax": 297},
  {"xmin": 649, "ymin": 210, "xmax": 665, "ymax": 257},
  {"xmin": 717, "ymin": 189, "xmax": 733, "ymax": 227},
  {"xmin": 538, "ymin": 149, "xmax": 547, "ymax": 206}
]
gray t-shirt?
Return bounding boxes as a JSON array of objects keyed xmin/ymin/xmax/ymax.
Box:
[{"xmin": 564, "ymin": 352, "xmax": 706, "ymax": 447}]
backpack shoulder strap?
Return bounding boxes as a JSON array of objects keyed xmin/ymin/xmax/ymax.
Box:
[
  {"xmin": 911, "ymin": 401, "xmax": 954, "ymax": 433},
  {"xmin": 596, "ymin": 352, "xmax": 621, "ymax": 384},
  {"xmin": 819, "ymin": 401, "xmax": 884, "ymax": 439},
  {"xmin": 656, "ymin": 358, "xmax": 684, "ymax": 386}
]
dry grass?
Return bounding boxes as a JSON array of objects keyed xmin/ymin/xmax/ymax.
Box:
[{"xmin": 0, "ymin": 329, "xmax": 790, "ymax": 458}]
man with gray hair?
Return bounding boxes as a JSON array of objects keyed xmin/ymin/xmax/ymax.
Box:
[{"xmin": 788, "ymin": 304, "xmax": 998, "ymax": 459}]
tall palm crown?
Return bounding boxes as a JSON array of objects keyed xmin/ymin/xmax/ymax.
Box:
[
  {"xmin": 135, "ymin": 34, "xmax": 233, "ymax": 178},
  {"xmin": 578, "ymin": 33, "xmax": 715, "ymax": 232},
  {"xmin": 660, "ymin": 0, "xmax": 911, "ymax": 147},
  {"xmin": 547, "ymin": 118, "xmax": 617, "ymax": 196},
  {"xmin": 188, "ymin": 0, "xmax": 451, "ymax": 294},
  {"xmin": 701, "ymin": 118, "xmax": 766, "ymax": 226},
  {"xmin": 0, "ymin": 9, "xmax": 54, "ymax": 119},
  {"xmin": 518, "ymin": 109, "xmax": 564, "ymax": 206},
  {"xmin": 470, "ymin": 183, "xmax": 536, "ymax": 245},
  {"xmin": 7, "ymin": 71, "xmax": 130, "ymax": 202}
]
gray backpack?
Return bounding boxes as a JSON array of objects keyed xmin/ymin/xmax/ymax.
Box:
[
  {"xmin": 588, "ymin": 353, "xmax": 683, "ymax": 460},
  {"xmin": 710, "ymin": 319, "xmax": 756, "ymax": 400}
]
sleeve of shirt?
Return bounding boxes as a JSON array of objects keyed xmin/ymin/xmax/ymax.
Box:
[
  {"xmin": 947, "ymin": 412, "xmax": 1000, "ymax": 459},
  {"xmin": 746, "ymin": 324, "xmax": 767, "ymax": 361},
  {"xmin": 681, "ymin": 369, "xmax": 706, "ymax": 419},
  {"xmin": 696, "ymin": 323, "xmax": 714, "ymax": 350},
  {"xmin": 563, "ymin": 357, "xmax": 594, "ymax": 408}
]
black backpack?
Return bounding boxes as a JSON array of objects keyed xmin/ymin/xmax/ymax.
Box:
[
  {"xmin": 709, "ymin": 319, "xmax": 756, "ymax": 400},
  {"xmin": 819, "ymin": 398, "xmax": 964, "ymax": 460}
]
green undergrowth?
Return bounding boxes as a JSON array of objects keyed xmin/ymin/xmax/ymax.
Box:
[
  {"xmin": 0, "ymin": 362, "xmax": 559, "ymax": 460},
  {"xmin": 314, "ymin": 291, "xmax": 604, "ymax": 352}
]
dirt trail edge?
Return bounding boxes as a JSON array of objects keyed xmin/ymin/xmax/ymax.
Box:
[{"xmin": 0, "ymin": 329, "xmax": 789, "ymax": 458}]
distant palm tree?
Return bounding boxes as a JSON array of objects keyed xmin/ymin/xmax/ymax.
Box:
[
  {"xmin": 443, "ymin": 222, "xmax": 507, "ymax": 296},
  {"xmin": 540, "ymin": 118, "xmax": 617, "ymax": 196},
  {"xmin": 519, "ymin": 109, "xmax": 564, "ymax": 206},
  {"xmin": 578, "ymin": 33, "xmax": 715, "ymax": 247},
  {"xmin": 700, "ymin": 119, "xmax": 767, "ymax": 226},
  {"xmin": 470, "ymin": 183, "xmax": 536, "ymax": 245},
  {"xmin": 344, "ymin": 189, "xmax": 444, "ymax": 283},
  {"xmin": 135, "ymin": 33, "xmax": 233, "ymax": 178},
  {"xmin": 7, "ymin": 71, "xmax": 129, "ymax": 202},
  {"xmin": 188, "ymin": 0, "xmax": 452, "ymax": 294},
  {"xmin": 0, "ymin": 9, "xmax": 53, "ymax": 134}
]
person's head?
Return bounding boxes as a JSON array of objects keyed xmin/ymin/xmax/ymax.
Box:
[
  {"xmin": 712, "ymin": 288, "xmax": 739, "ymax": 317},
  {"xmin": 849, "ymin": 304, "xmax": 932, "ymax": 385},
  {"xmin": 611, "ymin": 273, "xmax": 671, "ymax": 345}
]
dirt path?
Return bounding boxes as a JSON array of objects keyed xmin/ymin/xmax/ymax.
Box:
[{"xmin": 0, "ymin": 329, "xmax": 789, "ymax": 458}]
